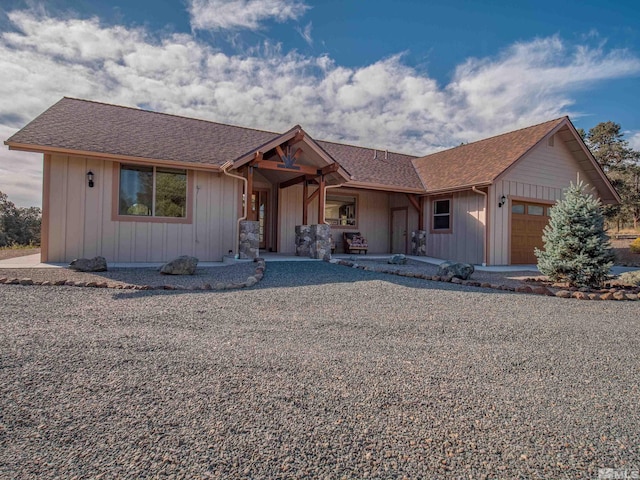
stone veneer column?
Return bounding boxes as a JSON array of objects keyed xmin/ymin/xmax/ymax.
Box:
[
  {"xmin": 411, "ymin": 230, "xmax": 427, "ymax": 256},
  {"xmin": 311, "ymin": 224, "xmax": 332, "ymax": 261},
  {"xmin": 295, "ymin": 224, "xmax": 332, "ymax": 260},
  {"xmin": 239, "ymin": 220, "xmax": 260, "ymax": 259},
  {"xmin": 295, "ymin": 225, "xmax": 312, "ymax": 257}
]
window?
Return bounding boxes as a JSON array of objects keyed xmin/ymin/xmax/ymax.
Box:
[
  {"xmin": 432, "ymin": 198, "xmax": 451, "ymax": 232},
  {"xmin": 512, "ymin": 204, "xmax": 525, "ymax": 214},
  {"xmin": 325, "ymin": 194, "xmax": 357, "ymax": 227},
  {"xmin": 118, "ymin": 165, "xmax": 187, "ymax": 218}
]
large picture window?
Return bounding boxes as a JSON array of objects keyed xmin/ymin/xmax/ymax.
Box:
[
  {"xmin": 119, "ymin": 165, "xmax": 187, "ymax": 218},
  {"xmin": 432, "ymin": 198, "xmax": 451, "ymax": 232},
  {"xmin": 325, "ymin": 194, "xmax": 357, "ymax": 227}
]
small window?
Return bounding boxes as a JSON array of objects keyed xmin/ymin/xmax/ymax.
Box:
[
  {"xmin": 432, "ymin": 199, "xmax": 451, "ymax": 231},
  {"xmin": 512, "ymin": 204, "xmax": 525, "ymax": 214},
  {"xmin": 119, "ymin": 165, "xmax": 187, "ymax": 217},
  {"xmin": 527, "ymin": 205, "xmax": 544, "ymax": 216},
  {"xmin": 325, "ymin": 195, "xmax": 357, "ymax": 227}
]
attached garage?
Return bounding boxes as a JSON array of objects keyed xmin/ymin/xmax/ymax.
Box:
[{"xmin": 510, "ymin": 201, "xmax": 551, "ymax": 264}]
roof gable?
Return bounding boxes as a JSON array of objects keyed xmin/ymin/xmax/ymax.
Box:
[{"xmin": 412, "ymin": 118, "xmax": 567, "ymax": 193}]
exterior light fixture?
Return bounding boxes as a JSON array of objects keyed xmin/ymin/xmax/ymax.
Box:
[
  {"xmin": 498, "ymin": 195, "xmax": 506, "ymax": 208},
  {"xmin": 87, "ymin": 171, "xmax": 95, "ymax": 188}
]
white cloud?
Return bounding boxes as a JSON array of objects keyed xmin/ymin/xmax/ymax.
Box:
[
  {"xmin": 628, "ymin": 132, "xmax": 640, "ymax": 151},
  {"xmin": 188, "ymin": 0, "xmax": 309, "ymax": 31},
  {"xmin": 1, "ymin": 10, "xmax": 640, "ymax": 206},
  {"xmin": 296, "ymin": 21, "xmax": 312, "ymax": 46}
]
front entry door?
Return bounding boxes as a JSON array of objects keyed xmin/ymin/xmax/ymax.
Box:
[
  {"xmin": 252, "ymin": 190, "xmax": 268, "ymax": 250},
  {"xmin": 391, "ymin": 208, "xmax": 408, "ymax": 254}
]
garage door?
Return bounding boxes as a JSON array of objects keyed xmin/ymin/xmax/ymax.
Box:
[{"xmin": 510, "ymin": 201, "xmax": 551, "ymax": 264}]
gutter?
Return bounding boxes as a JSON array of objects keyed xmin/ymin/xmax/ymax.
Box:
[
  {"xmin": 221, "ymin": 161, "xmax": 247, "ymax": 257},
  {"xmin": 472, "ymin": 186, "xmax": 489, "ymax": 266}
]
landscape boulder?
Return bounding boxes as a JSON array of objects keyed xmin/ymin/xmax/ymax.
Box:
[
  {"xmin": 436, "ymin": 261, "xmax": 474, "ymax": 280},
  {"xmin": 388, "ymin": 254, "xmax": 407, "ymax": 265},
  {"xmin": 160, "ymin": 256, "xmax": 198, "ymax": 275},
  {"xmin": 69, "ymin": 256, "xmax": 108, "ymax": 272}
]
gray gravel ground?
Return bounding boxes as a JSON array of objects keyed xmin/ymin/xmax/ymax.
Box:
[{"xmin": 1, "ymin": 261, "xmax": 638, "ymax": 479}]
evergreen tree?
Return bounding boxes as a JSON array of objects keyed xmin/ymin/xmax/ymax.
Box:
[{"xmin": 535, "ymin": 182, "xmax": 615, "ymax": 288}]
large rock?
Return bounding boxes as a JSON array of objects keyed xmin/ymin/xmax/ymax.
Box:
[
  {"xmin": 436, "ymin": 261, "xmax": 474, "ymax": 280},
  {"xmin": 69, "ymin": 256, "xmax": 108, "ymax": 272},
  {"xmin": 388, "ymin": 254, "xmax": 407, "ymax": 265},
  {"xmin": 160, "ymin": 256, "xmax": 198, "ymax": 275}
]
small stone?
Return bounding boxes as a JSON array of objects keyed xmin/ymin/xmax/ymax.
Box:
[
  {"xmin": 533, "ymin": 286, "xmax": 553, "ymax": 296},
  {"xmin": 388, "ymin": 254, "xmax": 407, "ymax": 265},
  {"xmin": 202, "ymin": 283, "xmax": 212, "ymax": 290},
  {"xmin": 436, "ymin": 261, "xmax": 474, "ymax": 280},
  {"xmin": 480, "ymin": 282, "xmax": 492, "ymax": 288},
  {"xmin": 86, "ymin": 281, "xmax": 97, "ymax": 287},
  {"xmin": 516, "ymin": 285, "xmax": 533, "ymax": 293},
  {"xmin": 214, "ymin": 282, "xmax": 226, "ymax": 290},
  {"xmin": 600, "ymin": 293, "xmax": 614, "ymax": 300},
  {"xmin": 451, "ymin": 277, "xmax": 463, "ymax": 284},
  {"xmin": 19, "ymin": 278, "xmax": 33, "ymax": 286},
  {"xmin": 431, "ymin": 276, "xmax": 441, "ymax": 282},
  {"xmin": 0, "ymin": 277, "xmax": 7, "ymax": 284},
  {"xmin": 245, "ymin": 276, "xmax": 258, "ymax": 287},
  {"xmin": 96, "ymin": 282, "xmax": 108, "ymax": 288},
  {"xmin": 54, "ymin": 280, "xmax": 66, "ymax": 286},
  {"xmin": 64, "ymin": 280, "xmax": 75, "ymax": 286},
  {"xmin": 41, "ymin": 281, "xmax": 52, "ymax": 286},
  {"xmin": 588, "ymin": 293, "xmax": 601, "ymax": 300},
  {"xmin": 613, "ymin": 291, "xmax": 627, "ymax": 301},
  {"xmin": 625, "ymin": 293, "xmax": 638, "ymax": 301},
  {"xmin": 556, "ymin": 290, "xmax": 572, "ymax": 298},
  {"xmin": 573, "ymin": 291, "xmax": 589, "ymax": 300}
]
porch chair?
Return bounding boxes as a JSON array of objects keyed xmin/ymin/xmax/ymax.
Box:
[{"xmin": 343, "ymin": 231, "xmax": 368, "ymax": 254}]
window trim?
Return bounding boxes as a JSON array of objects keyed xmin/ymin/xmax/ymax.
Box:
[
  {"xmin": 430, "ymin": 197, "xmax": 452, "ymax": 234},
  {"xmin": 324, "ymin": 192, "xmax": 359, "ymax": 229},
  {"xmin": 111, "ymin": 162, "xmax": 194, "ymax": 224}
]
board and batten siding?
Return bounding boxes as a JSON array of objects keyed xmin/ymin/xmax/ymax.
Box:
[
  {"xmin": 489, "ymin": 133, "xmax": 596, "ymax": 265},
  {"xmin": 425, "ymin": 191, "xmax": 485, "ymax": 264},
  {"xmin": 46, "ymin": 154, "xmax": 240, "ymax": 263},
  {"xmin": 277, "ymin": 186, "xmax": 391, "ymax": 254}
]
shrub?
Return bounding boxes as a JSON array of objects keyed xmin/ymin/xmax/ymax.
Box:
[
  {"xmin": 535, "ymin": 182, "xmax": 615, "ymax": 288},
  {"xmin": 618, "ymin": 270, "xmax": 640, "ymax": 286},
  {"xmin": 630, "ymin": 237, "xmax": 640, "ymax": 254}
]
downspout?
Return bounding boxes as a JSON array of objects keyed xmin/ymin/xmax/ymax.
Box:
[
  {"xmin": 323, "ymin": 183, "xmax": 343, "ymax": 225},
  {"xmin": 221, "ymin": 161, "xmax": 247, "ymax": 257},
  {"xmin": 472, "ymin": 186, "xmax": 488, "ymax": 266}
]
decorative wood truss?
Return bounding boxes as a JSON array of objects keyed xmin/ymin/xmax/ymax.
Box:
[{"xmin": 244, "ymin": 136, "xmax": 342, "ymax": 224}]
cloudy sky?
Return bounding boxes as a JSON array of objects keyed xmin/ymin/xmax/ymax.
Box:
[{"xmin": 1, "ymin": 0, "xmax": 640, "ymax": 207}]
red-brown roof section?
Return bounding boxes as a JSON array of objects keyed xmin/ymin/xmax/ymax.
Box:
[{"xmin": 412, "ymin": 117, "xmax": 567, "ymax": 193}]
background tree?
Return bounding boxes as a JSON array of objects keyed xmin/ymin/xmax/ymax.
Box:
[
  {"xmin": 584, "ymin": 121, "xmax": 640, "ymax": 229},
  {"xmin": 0, "ymin": 190, "xmax": 41, "ymax": 247},
  {"xmin": 535, "ymin": 182, "xmax": 614, "ymax": 288}
]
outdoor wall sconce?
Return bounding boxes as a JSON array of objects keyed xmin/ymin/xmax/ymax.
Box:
[
  {"xmin": 498, "ymin": 194, "xmax": 506, "ymax": 208},
  {"xmin": 87, "ymin": 171, "xmax": 95, "ymax": 188}
]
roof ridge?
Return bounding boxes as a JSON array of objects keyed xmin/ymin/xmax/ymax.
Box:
[
  {"xmin": 317, "ymin": 138, "xmax": 419, "ymax": 158},
  {"xmin": 61, "ymin": 96, "xmax": 282, "ymax": 136}
]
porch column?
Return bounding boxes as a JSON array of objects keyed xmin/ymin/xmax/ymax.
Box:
[
  {"xmin": 317, "ymin": 174, "xmax": 326, "ymax": 224},
  {"xmin": 302, "ymin": 179, "xmax": 308, "ymax": 225},
  {"xmin": 246, "ymin": 166, "xmax": 255, "ymax": 221}
]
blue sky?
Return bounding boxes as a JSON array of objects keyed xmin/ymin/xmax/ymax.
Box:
[{"xmin": 1, "ymin": 0, "xmax": 639, "ymax": 206}]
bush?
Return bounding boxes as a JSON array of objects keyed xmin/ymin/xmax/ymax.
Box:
[
  {"xmin": 535, "ymin": 182, "xmax": 615, "ymax": 288},
  {"xmin": 630, "ymin": 237, "xmax": 640, "ymax": 254},
  {"xmin": 618, "ymin": 270, "xmax": 640, "ymax": 286}
]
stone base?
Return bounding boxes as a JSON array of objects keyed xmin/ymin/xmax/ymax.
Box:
[
  {"xmin": 411, "ymin": 230, "xmax": 427, "ymax": 256},
  {"xmin": 295, "ymin": 224, "xmax": 332, "ymax": 260},
  {"xmin": 239, "ymin": 220, "xmax": 260, "ymax": 259}
]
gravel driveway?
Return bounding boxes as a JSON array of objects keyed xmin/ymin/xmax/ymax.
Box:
[{"xmin": 1, "ymin": 261, "xmax": 638, "ymax": 478}]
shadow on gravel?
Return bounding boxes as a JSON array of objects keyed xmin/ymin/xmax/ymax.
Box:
[{"xmin": 109, "ymin": 261, "xmax": 517, "ymax": 300}]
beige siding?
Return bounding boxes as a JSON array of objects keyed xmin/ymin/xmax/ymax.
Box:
[
  {"xmin": 426, "ymin": 191, "xmax": 486, "ymax": 264},
  {"xmin": 46, "ymin": 155, "xmax": 240, "ymax": 262},
  {"xmin": 489, "ymin": 135, "xmax": 596, "ymax": 265},
  {"xmin": 277, "ymin": 186, "xmax": 391, "ymax": 254}
]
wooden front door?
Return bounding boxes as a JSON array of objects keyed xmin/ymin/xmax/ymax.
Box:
[
  {"xmin": 252, "ymin": 190, "xmax": 269, "ymax": 250},
  {"xmin": 391, "ymin": 208, "xmax": 408, "ymax": 254},
  {"xmin": 510, "ymin": 201, "xmax": 550, "ymax": 264}
]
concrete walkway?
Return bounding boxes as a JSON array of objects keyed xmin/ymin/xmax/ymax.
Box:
[{"xmin": 0, "ymin": 252, "xmax": 636, "ymax": 275}]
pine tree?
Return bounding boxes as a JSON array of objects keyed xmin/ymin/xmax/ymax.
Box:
[{"xmin": 535, "ymin": 182, "xmax": 615, "ymax": 288}]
